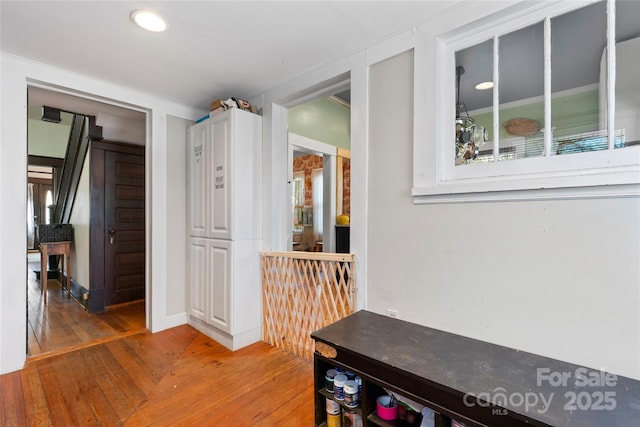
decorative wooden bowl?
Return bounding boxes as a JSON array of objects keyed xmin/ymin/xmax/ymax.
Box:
[{"xmin": 505, "ymin": 118, "xmax": 540, "ymax": 136}]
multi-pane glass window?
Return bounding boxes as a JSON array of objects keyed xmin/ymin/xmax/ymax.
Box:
[{"xmin": 453, "ymin": 0, "xmax": 639, "ymax": 166}]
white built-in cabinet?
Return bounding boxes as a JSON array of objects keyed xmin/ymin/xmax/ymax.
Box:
[{"xmin": 186, "ymin": 108, "xmax": 262, "ymax": 351}]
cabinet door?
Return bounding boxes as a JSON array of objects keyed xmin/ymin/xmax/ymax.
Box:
[
  {"xmin": 187, "ymin": 238, "xmax": 207, "ymax": 322},
  {"xmin": 207, "ymin": 239, "xmax": 231, "ymax": 333},
  {"xmin": 231, "ymin": 109, "xmax": 263, "ymax": 241},
  {"xmin": 187, "ymin": 121, "xmax": 209, "ymax": 237},
  {"xmin": 210, "ymin": 113, "xmax": 232, "ymax": 240}
]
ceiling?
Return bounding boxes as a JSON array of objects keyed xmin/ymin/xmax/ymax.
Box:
[{"xmin": 1, "ymin": 1, "xmax": 462, "ymax": 117}]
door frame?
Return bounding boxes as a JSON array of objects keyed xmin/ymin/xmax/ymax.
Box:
[
  {"xmin": 288, "ymin": 133, "xmax": 337, "ymax": 252},
  {"xmin": 262, "ymin": 61, "xmax": 368, "ymax": 311},
  {"xmin": 2, "ymin": 56, "xmax": 204, "ymax": 374}
]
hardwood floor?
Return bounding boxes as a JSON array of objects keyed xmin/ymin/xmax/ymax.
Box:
[
  {"xmin": 27, "ymin": 258, "xmax": 146, "ymax": 358},
  {"xmin": 0, "ymin": 325, "xmax": 315, "ymax": 426}
]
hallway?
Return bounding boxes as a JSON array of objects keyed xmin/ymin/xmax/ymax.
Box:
[{"xmin": 27, "ymin": 253, "xmax": 146, "ymax": 359}]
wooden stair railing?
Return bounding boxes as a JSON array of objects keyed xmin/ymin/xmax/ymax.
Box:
[{"xmin": 52, "ymin": 115, "xmax": 102, "ymax": 224}]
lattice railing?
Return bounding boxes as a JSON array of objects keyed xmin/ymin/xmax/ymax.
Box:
[{"xmin": 261, "ymin": 251, "xmax": 356, "ymax": 360}]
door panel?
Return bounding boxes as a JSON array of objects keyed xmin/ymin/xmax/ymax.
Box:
[
  {"xmin": 104, "ymin": 150, "xmax": 145, "ymax": 306},
  {"xmin": 208, "ymin": 239, "xmax": 231, "ymax": 333},
  {"xmin": 188, "ymin": 121, "xmax": 208, "ymax": 237},
  {"xmin": 210, "ymin": 114, "xmax": 231, "ymax": 239},
  {"xmin": 188, "ymin": 238, "xmax": 207, "ymax": 322}
]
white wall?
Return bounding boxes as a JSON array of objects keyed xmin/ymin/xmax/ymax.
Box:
[
  {"xmin": 165, "ymin": 115, "xmax": 190, "ymax": 325},
  {"xmin": 96, "ymin": 112, "xmax": 145, "ymax": 144},
  {"xmin": 0, "ymin": 52, "xmax": 202, "ymax": 374},
  {"xmin": 27, "ymin": 115, "xmax": 70, "ymax": 157},
  {"xmin": 68, "ymin": 150, "xmax": 91, "ymax": 289},
  {"xmin": 368, "ymin": 50, "xmax": 640, "ymax": 379}
]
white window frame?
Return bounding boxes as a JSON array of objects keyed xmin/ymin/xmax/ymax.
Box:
[
  {"xmin": 311, "ymin": 167, "xmax": 324, "ymax": 241},
  {"xmin": 413, "ymin": 0, "xmax": 640, "ymax": 203}
]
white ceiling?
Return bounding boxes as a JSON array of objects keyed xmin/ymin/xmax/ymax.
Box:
[{"xmin": 1, "ymin": 1, "xmax": 462, "ymax": 115}]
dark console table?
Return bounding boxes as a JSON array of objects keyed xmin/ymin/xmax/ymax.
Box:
[{"xmin": 311, "ymin": 310, "xmax": 640, "ymax": 427}]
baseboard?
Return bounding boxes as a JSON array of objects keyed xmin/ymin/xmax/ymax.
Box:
[
  {"xmin": 69, "ymin": 278, "xmax": 90, "ymax": 310},
  {"xmin": 188, "ymin": 316, "xmax": 261, "ymax": 351},
  {"xmin": 229, "ymin": 327, "xmax": 262, "ymax": 350},
  {"xmin": 166, "ymin": 312, "xmax": 188, "ymax": 329}
]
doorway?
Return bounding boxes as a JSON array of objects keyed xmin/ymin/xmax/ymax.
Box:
[
  {"xmin": 267, "ymin": 70, "xmax": 366, "ymax": 310},
  {"xmin": 286, "ymin": 91, "xmax": 352, "ymax": 254},
  {"xmin": 289, "ymin": 135, "xmax": 341, "ymax": 252},
  {"xmin": 26, "ymin": 87, "xmax": 147, "ymax": 358}
]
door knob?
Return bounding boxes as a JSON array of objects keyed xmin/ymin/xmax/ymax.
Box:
[{"xmin": 108, "ymin": 227, "xmax": 116, "ymax": 245}]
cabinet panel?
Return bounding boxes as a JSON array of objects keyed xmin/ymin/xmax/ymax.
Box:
[
  {"xmin": 227, "ymin": 238, "xmax": 262, "ymax": 334},
  {"xmin": 207, "ymin": 239, "xmax": 231, "ymax": 333},
  {"xmin": 187, "ymin": 121, "xmax": 208, "ymax": 237},
  {"xmin": 187, "ymin": 238, "xmax": 207, "ymax": 322},
  {"xmin": 210, "ymin": 114, "xmax": 232, "ymax": 240},
  {"xmin": 230, "ymin": 110, "xmax": 263, "ymax": 241}
]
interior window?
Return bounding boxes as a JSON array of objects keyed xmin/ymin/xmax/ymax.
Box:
[
  {"xmin": 452, "ymin": 0, "xmax": 639, "ymax": 164},
  {"xmin": 413, "ymin": 0, "xmax": 640, "ymax": 201}
]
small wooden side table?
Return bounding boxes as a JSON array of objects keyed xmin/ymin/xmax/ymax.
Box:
[{"xmin": 39, "ymin": 241, "xmax": 71, "ymax": 305}]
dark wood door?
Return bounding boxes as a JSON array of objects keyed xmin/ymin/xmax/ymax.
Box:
[{"xmin": 104, "ymin": 150, "xmax": 145, "ymax": 306}]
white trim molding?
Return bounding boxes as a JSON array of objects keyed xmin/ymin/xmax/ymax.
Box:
[
  {"xmin": 166, "ymin": 312, "xmax": 189, "ymax": 329},
  {"xmin": 0, "ymin": 52, "xmax": 201, "ymax": 374}
]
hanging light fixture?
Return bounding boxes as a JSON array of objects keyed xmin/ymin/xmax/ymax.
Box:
[{"xmin": 455, "ymin": 66, "xmax": 488, "ymax": 164}]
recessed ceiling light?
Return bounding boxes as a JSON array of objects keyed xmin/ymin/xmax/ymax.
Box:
[
  {"xmin": 130, "ymin": 10, "xmax": 167, "ymax": 32},
  {"xmin": 475, "ymin": 81, "xmax": 494, "ymax": 90}
]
